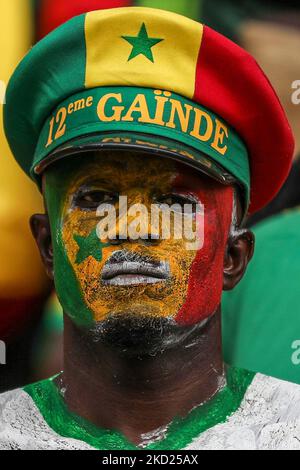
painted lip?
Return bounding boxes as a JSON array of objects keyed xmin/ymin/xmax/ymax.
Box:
[{"xmin": 101, "ymin": 259, "xmax": 171, "ymax": 287}]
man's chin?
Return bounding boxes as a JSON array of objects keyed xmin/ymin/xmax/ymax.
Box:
[{"xmin": 87, "ymin": 312, "xmax": 210, "ymax": 357}]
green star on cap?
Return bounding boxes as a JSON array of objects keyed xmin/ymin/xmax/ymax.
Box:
[
  {"xmin": 74, "ymin": 229, "xmax": 110, "ymax": 264},
  {"xmin": 122, "ymin": 23, "xmax": 163, "ymax": 63}
]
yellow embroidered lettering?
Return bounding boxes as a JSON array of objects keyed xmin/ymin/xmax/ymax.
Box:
[
  {"xmin": 122, "ymin": 94, "xmax": 151, "ymax": 122},
  {"xmin": 166, "ymin": 99, "xmax": 193, "ymax": 133},
  {"xmin": 190, "ymin": 108, "xmax": 213, "ymax": 141},
  {"xmin": 211, "ymin": 119, "xmax": 229, "ymax": 155},
  {"xmin": 97, "ymin": 93, "xmax": 124, "ymax": 122}
]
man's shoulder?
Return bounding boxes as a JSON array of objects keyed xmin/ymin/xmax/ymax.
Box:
[
  {"xmin": 186, "ymin": 373, "xmax": 300, "ymax": 450},
  {"xmin": 0, "ymin": 382, "xmax": 92, "ymax": 450}
]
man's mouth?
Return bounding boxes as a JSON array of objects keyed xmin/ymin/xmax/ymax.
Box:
[{"xmin": 101, "ymin": 251, "xmax": 171, "ymax": 286}]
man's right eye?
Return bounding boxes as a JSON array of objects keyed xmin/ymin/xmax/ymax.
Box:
[{"xmin": 74, "ymin": 191, "xmax": 117, "ymax": 209}]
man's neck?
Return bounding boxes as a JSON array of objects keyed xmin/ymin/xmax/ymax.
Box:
[{"xmin": 61, "ymin": 311, "xmax": 224, "ymax": 446}]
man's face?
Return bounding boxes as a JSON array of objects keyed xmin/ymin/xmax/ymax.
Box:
[{"xmin": 44, "ymin": 151, "xmax": 233, "ymax": 330}]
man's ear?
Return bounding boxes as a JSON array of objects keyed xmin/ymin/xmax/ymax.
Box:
[
  {"xmin": 223, "ymin": 229, "xmax": 255, "ymax": 290},
  {"xmin": 30, "ymin": 214, "xmax": 54, "ymax": 280}
]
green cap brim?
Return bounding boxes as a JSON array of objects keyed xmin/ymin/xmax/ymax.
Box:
[{"xmin": 35, "ymin": 130, "xmax": 239, "ymax": 186}]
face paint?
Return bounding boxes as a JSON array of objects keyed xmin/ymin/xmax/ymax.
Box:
[
  {"xmin": 173, "ymin": 169, "xmax": 233, "ymax": 325},
  {"xmin": 44, "ymin": 151, "xmax": 233, "ymax": 328}
]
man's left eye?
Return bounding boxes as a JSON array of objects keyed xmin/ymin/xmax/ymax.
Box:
[
  {"xmin": 74, "ymin": 191, "xmax": 117, "ymax": 209},
  {"xmin": 156, "ymin": 194, "xmax": 198, "ymax": 211}
]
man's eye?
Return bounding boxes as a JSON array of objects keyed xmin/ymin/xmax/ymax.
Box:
[
  {"xmin": 157, "ymin": 194, "xmax": 199, "ymax": 213},
  {"xmin": 75, "ymin": 191, "xmax": 117, "ymax": 209}
]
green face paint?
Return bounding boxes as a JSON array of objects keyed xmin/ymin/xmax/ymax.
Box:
[
  {"xmin": 74, "ymin": 229, "xmax": 110, "ymax": 264},
  {"xmin": 24, "ymin": 367, "xmax": 255, "ymax": 450},
  {"xmin": 44, "ymin": 159, "xmax": 94, "ymax": 328}
]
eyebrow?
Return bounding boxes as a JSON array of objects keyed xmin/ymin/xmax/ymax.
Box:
[{"xmin": 76, "ymin": 178, "xmax": 116, "ymax": 189}]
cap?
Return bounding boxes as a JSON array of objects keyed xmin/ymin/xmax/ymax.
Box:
[{"xmin": 3, "ymin": 7, "xmax": 294, "ymax": 214}]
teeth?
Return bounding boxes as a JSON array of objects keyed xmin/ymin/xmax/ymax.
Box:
[{"xmin": 102, "ymin": 275, "xmax": 167, "ymax": 286}]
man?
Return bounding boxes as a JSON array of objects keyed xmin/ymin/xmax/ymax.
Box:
[{"xmin": 0, "ymin": 7, "xmax": 298, "ymax": 450}]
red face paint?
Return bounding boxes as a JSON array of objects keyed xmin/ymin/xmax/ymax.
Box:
[{"xmin": 172, "ymin": 168, "xmax": 233, "ymax": 326}]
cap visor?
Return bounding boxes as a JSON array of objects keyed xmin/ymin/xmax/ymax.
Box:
[{"xmin": 34, "ymin": 131, "xmax": 237, "ymax": 186}]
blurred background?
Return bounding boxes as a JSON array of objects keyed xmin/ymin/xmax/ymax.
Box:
[{"xmin": 0, "ymin": 0, "xmax": 299, "ymax": 392}]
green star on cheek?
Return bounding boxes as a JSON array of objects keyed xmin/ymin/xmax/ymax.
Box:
[
  {"xmin": 122, "ymin": 23, "xmax": 164, "ymax": 63},
  {"xmin": 73, "ymin": 229, "xmax": 110, "ymax": 264}
]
